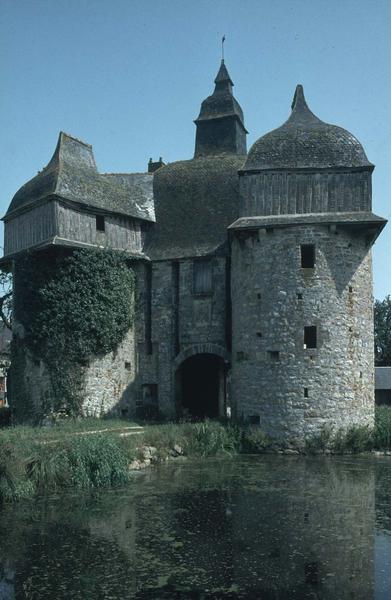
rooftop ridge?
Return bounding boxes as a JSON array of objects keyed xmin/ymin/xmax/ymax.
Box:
[{"xmin": 59, "ymin": 131, "xmax": 93, "ymax": 148}]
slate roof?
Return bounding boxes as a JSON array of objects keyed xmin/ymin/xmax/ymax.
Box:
[
  {"xmin": 376, "ymin": 367, "xmax": 391, "ymax": 390},
  {"xmin": 5, "ymin": 133, "xmax": 155, "ymax": 222},
  {"xmin": 229, "ymin": 211, "xmax": 387, "ymax": 246},
  {"xmin": 229, "ymin": 212, "xmax": 387, "ymax": 230},
  {"xmin": 146, "ymin": 154, "xmax": 246, "ymax": 260},
  {"xmin": 195, "ymin": 60, "xmax": 247, "ymax": 130},
  {"xmin": 244, "ymin": 85, "xmax": 372, "ymax": 171}
]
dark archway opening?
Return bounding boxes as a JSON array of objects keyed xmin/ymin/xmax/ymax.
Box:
[{"xmin": 177, "ymin": 353, "xmax": 223, "ymax": 419}]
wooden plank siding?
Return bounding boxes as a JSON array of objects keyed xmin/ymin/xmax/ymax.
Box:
[
  {"xmin": 239, "ymin": 171, "xmax": 372, "ymax": 217},
  {"xmin": 4, "ymin": 200, "xmax": 143, "ymax": 257},
  {"xmin": 4, "ymin": 202, "xmax": 56, "ymax": 255},
  {"xmin": 56, "ymin": 203, "xmax": 143, "ymax": 252}
]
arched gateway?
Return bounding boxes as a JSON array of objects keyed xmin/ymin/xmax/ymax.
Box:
[{"xmin": 174, "ymin": 345, "xmax": 230, "ymax": 419}]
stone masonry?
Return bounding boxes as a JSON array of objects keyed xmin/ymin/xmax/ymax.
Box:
[{"xmin": 1, "ymin": 61, "xmax": 386, "ymax": 439}]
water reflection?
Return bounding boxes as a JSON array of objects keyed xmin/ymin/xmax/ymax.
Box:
[{"xmin": 1, "ymin": 456, "xmax": 391, "ymax": 598}]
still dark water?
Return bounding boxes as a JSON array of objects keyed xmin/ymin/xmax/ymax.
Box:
[{"xmin": 1, "ymin": 455, "xmax": 391, "ymax": 599}]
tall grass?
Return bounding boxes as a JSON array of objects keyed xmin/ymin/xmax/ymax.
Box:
[
  {"xmin": 2, "ymin": 408, "xmax": 391, "ymax": 503},
  {"xmin": 187, "ymin": 421, "xmax": 241, "ymax": 457},
  {"xmin": 305, "ymin": 407, "xmax": 391, "ymax": 453}
]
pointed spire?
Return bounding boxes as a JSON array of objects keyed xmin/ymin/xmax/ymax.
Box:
[
  {"xmin": 291, "ymin": 84, "xmax": 307, "ymax": 110},
  {"xmin": 214, "ymin": 60, "xmax": 233, "ymax": 87},
  {"xmin": 289, "ymin": 84, "xmax": 320, "ymax": 124}
]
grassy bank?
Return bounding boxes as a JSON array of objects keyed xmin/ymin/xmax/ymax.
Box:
[
  {"xmin": 0, "ymin": 420, "xmax": 241, "ymax": 502},
  {"xmin": 1, "ymin": 408, "xmax": 391, "ymax": 503}
]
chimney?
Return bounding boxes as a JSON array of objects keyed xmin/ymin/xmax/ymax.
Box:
[{"xmin": 148, "ymin": 157, "xmax": 165, "ymax": 173}]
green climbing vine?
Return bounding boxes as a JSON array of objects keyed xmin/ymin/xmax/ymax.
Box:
[{"xmin": 14, "ymin": 247, "xmax": 135, "ymax": 417}]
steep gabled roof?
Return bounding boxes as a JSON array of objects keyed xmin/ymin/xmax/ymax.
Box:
[{"xmin": 5, "ymin": 132, "xmax": 155, "ymax": 222}]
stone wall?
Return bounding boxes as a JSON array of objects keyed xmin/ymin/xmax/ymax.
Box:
[
  {"xmin": 81, "ymin": 327, "xmax": 136, "ymax": 417},
  {"xmin": 231, "ymin": 223, "xmax": 374, "ymax": 442},
  {"xmin": 136, "ymin": 256, "xmax": 229, "ymax": 418}
]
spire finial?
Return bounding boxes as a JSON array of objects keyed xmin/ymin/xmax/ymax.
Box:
[
  {"xmin": 291, "ymin": 84, "xmax": 307, "ymax": 111},
  {"xmin": 221, "ymin": 35, "xmax": 226, "ymax": 61}
]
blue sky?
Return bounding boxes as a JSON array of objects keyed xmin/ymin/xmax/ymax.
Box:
[{"xmin": 1, "ymin": 0, "xmax": 390, "ymax": 298}]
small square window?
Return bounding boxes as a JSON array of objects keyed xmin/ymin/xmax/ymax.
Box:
[
  {"xmin": 301, "ymin": 244, "xmax": 315, "ymax": 268},
  {"xmin": 193, "ymin": 260, "xmax": 212, "ymax": 295},
  {"xmin": 124, "ymin": 361, "xmax": 131, "ymax": 371},
  {"xmin": 268, "ymin": 350, "xmax": 280, "ymax": 361},
  {"xmin": 297, "ymin": 293, "xmax": 303, "ymax": 300},
  {"xmin": 304, "ymin": 326, "xmax": 317, "ymax": 349},
  {"xmin": 96, "ymin": 215, "xmax": 105, "ymax": 232},
  {"xmin": 248, "ymin": 415, "xmax": 260, "ymax": 425}
]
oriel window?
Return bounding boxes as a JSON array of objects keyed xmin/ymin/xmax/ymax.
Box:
[{"xmin": 193, "ymin": 259, "xmax": 212, "ymax": 295}]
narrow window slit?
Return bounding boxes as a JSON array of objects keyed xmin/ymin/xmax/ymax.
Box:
[
  {"xmin": 301, "ymin": 244, "xmax": 315, "ymax": 268},
  {"xmin": 304, "ymin": 326, "xmax": 317, "ymax": 349}
]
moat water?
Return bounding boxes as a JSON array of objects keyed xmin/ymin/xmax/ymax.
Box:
[{"xmin": 1, "ymin": 455, "xmax": 391, "ymax": 599}]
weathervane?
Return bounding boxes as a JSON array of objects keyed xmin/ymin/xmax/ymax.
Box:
[{"xmin": 222, "ymin": 35, "xmax": 226, "ymax": 61}]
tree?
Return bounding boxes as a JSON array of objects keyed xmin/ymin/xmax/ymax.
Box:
[
  {"xmin": 374, "ymin": 295, "xmax": 391, "ymax": 366},
  {"xmin": 0, "ymin": 270, "xmax": 12, "ymax": 330}
]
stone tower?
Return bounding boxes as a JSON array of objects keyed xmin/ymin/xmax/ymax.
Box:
[
  {"xmin": 1, "ymin": 132, "xmax": 154, "ymax": 420},
  {"xmin": 194, "ymin": 59, "xmax": 247, "ymax": 157},
  {"xmin": 229, "ymin": 85, "xmax": 386, "ymax": 442}
]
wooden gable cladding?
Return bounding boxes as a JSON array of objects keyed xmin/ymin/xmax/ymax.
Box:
[{"xmin": 3, "ymin": 198, "xmax": 145, "ymax": 258}]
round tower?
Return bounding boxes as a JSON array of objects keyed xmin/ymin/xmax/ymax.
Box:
[{"xmin": 229, "ymin": 85, "xmax": 386, "ymax": 443}]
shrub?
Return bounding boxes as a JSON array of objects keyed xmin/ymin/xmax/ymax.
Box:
[
  {"xmin": 374, "ymin": 405, "xmax": 391, "ymax": 449},
  {"xmin": 305, "ymin": 425, "xmax": 334, "ymax": 454},
  {"xmin": 0, "ymin": 406, "xmax": 11, "ymax": 427},
  {"xmin": 332, "ymin": 425, "xmax": 373, "ymax": 454},
  {"xmin": 242, "ymin": 426, "xmax": 271, "ymax": 453}
]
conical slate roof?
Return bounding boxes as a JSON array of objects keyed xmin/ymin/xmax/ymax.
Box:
[
  {"xmin": 244, "ymin": 85, "xmax": 372, "ymax": 171},
  {"xmin": 5, "ymin": 132, "xmax": 155, "ymax": 221},
  {"xmin": 214, "ymin": 60, "xmax": 234, "ymax": 86},
  {"xmin": 195, "ymin": 60, "xmax": 246, "ymax": 128}
]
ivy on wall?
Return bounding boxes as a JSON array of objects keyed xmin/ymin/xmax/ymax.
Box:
[{"xmin": 13, "ymin": 247, "xmax": 135, "ymax": 418}]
